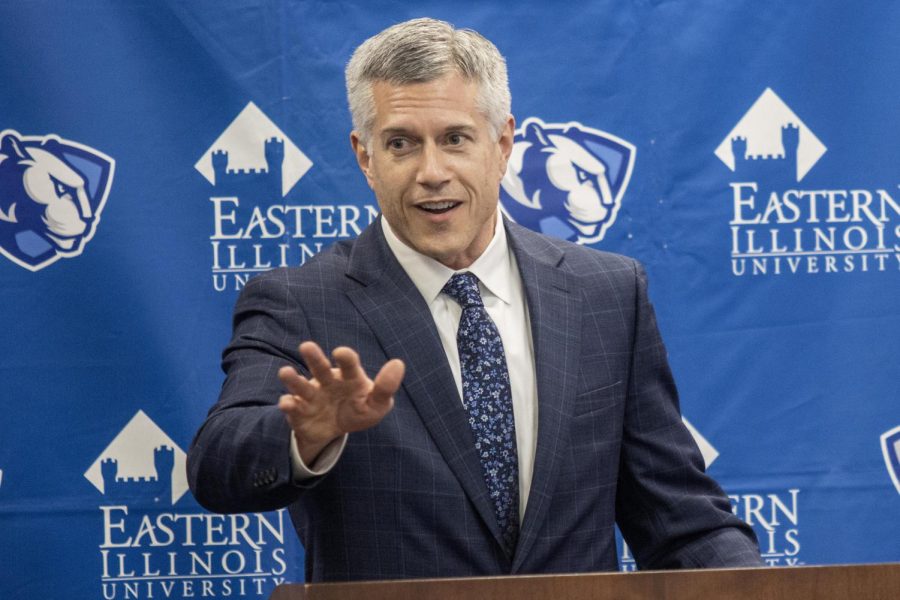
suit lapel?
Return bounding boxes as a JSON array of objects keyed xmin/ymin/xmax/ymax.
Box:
[
  {"xmin": 344, "ymin": 221, "xmax": 509, "ymax": 555},
  {"xmin": 505, "ymin": 222, "xmax": 583, "ymax": 572}
]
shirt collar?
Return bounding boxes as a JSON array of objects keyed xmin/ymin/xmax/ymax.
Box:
[{"xmin": 380, "ymin": 210, "xmax": 515, "ymax": 306}]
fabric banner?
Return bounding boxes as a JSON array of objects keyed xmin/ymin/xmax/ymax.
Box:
[{"xmin": 1, "ymin": 1, "xmax": 897, "ymax": 598}]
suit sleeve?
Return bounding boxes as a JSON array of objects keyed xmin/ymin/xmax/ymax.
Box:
[
  {"xmin": 187, "ymin": 270, "xmax": 318, "ymax": 514},
  {"xmin": 614, "ymin": 260, "xmax": 762, "ymax": 568}
]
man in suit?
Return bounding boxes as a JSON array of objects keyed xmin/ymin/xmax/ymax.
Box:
[{"xmin": 187, "ymin": 17, "xmax": 761, "ymax": 582}]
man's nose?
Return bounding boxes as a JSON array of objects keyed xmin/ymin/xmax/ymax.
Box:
[{"xmin": 415, "ymin": 143, "xmax": 451, "ymax": 188}]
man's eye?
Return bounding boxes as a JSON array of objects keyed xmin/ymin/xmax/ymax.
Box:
[
  {"xmin": 447, "ymin": 133, "xmax": 464, "ymax": 145},
  {"xmin": 388, "ymin": 138, "xmax": 408, "ymax": 150}
]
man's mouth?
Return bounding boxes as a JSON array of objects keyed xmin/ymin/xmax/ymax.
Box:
[{"xmin": 416, "ymin": 201, "xmax": 460, "ymax": 215}]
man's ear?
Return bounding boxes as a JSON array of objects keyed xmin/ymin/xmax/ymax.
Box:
[
  {"xmin": 497, "ymin": 115, "xmax": 515, "ymax": 177},
  {"xmin": 350, "ymin": 131, "xmax": 375, "ymax": 189}
]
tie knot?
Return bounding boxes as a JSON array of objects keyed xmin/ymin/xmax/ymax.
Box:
[{"xmin": 442, "ymin": 272, "xmax": 483, "ymax": 308}]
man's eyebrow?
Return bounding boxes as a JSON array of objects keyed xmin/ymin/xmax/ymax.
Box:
[
  {"xmin": 444, "ymin": 124, "xmax": 478, "ymax": 134},
  {"xmin": 378, "ymin": 124, "xmax": 478, "ymax": 138},
  {"xmin": 379, "ymin": 127, "xmax": 414, "ymax": 138}
]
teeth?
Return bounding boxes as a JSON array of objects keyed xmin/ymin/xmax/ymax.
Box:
[{"xmin": 420, "ymin": 201, "xmax": 456, "ymax": 210}]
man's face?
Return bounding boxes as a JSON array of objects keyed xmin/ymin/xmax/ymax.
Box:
[{"xmin": 351, "ymin": 72, "xmax": 514, "ymax": 270}]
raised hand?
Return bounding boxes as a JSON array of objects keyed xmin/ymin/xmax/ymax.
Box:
[{"xmin": 278, "ymin": 341, "xmax": 405, "ymax": 465}]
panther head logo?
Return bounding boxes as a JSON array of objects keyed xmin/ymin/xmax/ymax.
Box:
[
  {"xmin": 500, "ymin": 117, "xmax": 635, "ymax": 244},
  {"xmin": 0, "ymin": 130, "xmax": 114, "ymax": 271}
]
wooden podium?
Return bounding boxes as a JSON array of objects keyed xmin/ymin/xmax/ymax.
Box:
[{"xmin": 270, "ymin": 563, "xmax": 900, "ymax": 600}]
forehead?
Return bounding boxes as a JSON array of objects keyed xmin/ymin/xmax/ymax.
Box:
[{"xmin": 370, "ymin": 73, "xmax": 486, "ymax": 133}]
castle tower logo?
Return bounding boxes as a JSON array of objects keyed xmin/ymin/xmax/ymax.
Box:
[
  {"xmin": 715, "ymin": 89, "xmax": 899, "ymax": 277},
  {"xmin": 196, "ymin": 102, "xmax": 378, "ymax": 293},
  {"xmin": 881, "ymin": 425, "xmax": 900, "ymax": 495},
  {"xmin": 83, "ymin": 410, "xmax": 188, "ymax": 505},
  {"xmin": 194, "ymin": 102, "xmax": 312, "ymax": 198},
  {"xmin": 714, "ymin": 88, "xmax": 826, "ymax": 182},
  {"xmin": 85, "ymin": 410, "xmax": 291, "ymax": 597}
]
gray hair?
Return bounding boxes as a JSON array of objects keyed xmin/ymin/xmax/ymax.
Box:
[{"xmin": 345, "ymin": 18, "xmax": 511, "ymax": 147}]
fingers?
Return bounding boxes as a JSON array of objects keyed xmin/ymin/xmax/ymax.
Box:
[
  {"xmin": 278, "ymin": 392, "xmax": 303, "ymax": 418},
  {"xmin": 371, "ymin": 358, "xmax": 405, "ymax": 408},
  {"xmin": 278, "ymin": 365, "xmax": 317, "ymax": 399},
  {"xmin": 291, "ymin": 341, "xmax": 403, "ymax": 414},
  {"xmin": 299, "ymin": 341, "xmax": 335, "ymax": 384},
  {"xmin": 298, "ymin": 342, "xmax": 367, "ymax": 384},
  {"xmin": 277, "ymin": 369, "xmax": 314, "ymax": 422},
  {"xmin": 332, "ymin": 346, "xmax": 364, "ymax": 381}
]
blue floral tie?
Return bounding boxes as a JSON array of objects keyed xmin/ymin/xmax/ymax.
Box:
[{"xmin": 442, "ymin": 272, "xmax": 519, "ymax": 554}]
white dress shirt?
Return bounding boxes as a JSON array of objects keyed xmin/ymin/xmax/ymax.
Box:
[{"xmin": 292, "ymin": 212, "xmax": 538, "ymax": 519}]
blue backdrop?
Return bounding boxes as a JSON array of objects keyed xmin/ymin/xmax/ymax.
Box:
[{"xmin": 1, "ymin": 2, "xmax": 898, "ymax": 598}]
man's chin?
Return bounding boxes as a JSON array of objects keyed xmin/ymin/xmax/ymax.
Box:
[{"xmin": 423, "ymin": 243, "xmax": 481, "ymax": 270}]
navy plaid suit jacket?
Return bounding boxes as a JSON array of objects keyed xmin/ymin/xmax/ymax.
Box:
[{"xmin": 187, "ymin": 217, "xmax": 761, "ymax": 581}]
